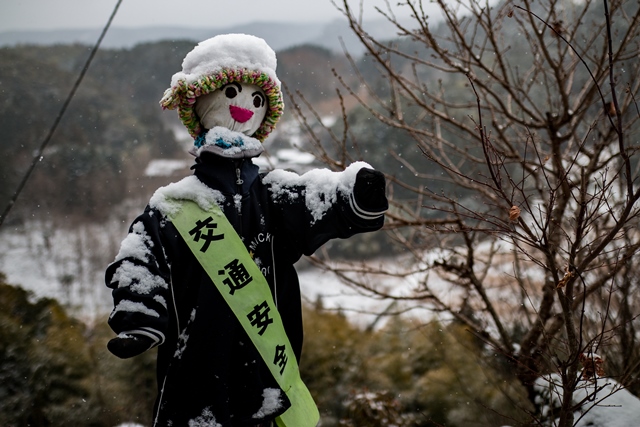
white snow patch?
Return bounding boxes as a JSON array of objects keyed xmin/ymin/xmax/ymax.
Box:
[
  {"xmin": 153, "ymin": 294, "xmax": 167, "ymax": 308},
  {"xmin": 253, "ymin": 149, "xmax": 317, "ymax": 174},
  {"xmin": 112, "ymin": 260, "xmax": 167, "ymax": 294},
  {"xmin": 110, "ymin": 300, "xmax": 160, "ymax": 319},
  {"xmin": 144, "ymin": 159, "xmax": 190, "ymax": 177},
  {"xmin": 252, "ymin": 388, "xmax": 283, "ymax": 419},
  {"xmin": 534, "ymin": 374, "xmax": 640, "ymax": 426},
  {"xmin": 149, "ymin": 175, "xmax": 225, "ymax": 218},
  {"xmin": 187, "ymin": 406, "xmax": 222, "ymax": 427},
  {"xmin": 263, "ymin": 161, "xmax": 369, "ymax": 222},
  {"xmin": 172, "ymin": 33, "xmax": 280, "ymax": 87},
  {"xmin": 276, "ymin": 148, "xmax": 315, "ymax": 165},
  {"xmin": 233, "ymin": 193, "xmax": 242, "ymax": 213},
  {"xmin": 114, "ymin": 221, "xmax": 153, "ymax": 263}
]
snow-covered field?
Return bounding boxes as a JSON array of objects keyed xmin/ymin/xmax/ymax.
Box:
[
  {"xmin": 0, "ymin": 120, "xmax": 367, "ymax": 323},
  {"xmin": 0, "ymin": 218, "xmax": 123, "ymax": 321},
  {"xmin": 0, "ymin": 213, "xmax": 415, "ymax": 326}
]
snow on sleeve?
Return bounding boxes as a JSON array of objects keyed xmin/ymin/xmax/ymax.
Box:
[
  {"xmin": 150, "ymin": 175, "xmax": 225, "ymax": 218},
  {"xmin": 110, "ymin": 300, "xmax": 160, "ymax": 319},
  {"xmin": 252, "ymin": 388, "xmax": 283, "ymax": 419},
  {"xmin": 153, "ymin": 294, "xmax": 167, "ymax": 309},
  {"xmin": 113, "ymin": 221, "xmax": 154, "ymax": 263},
  {"xmin": 174, "ymin": 308, "xmax": 197, "ymax": 359},
  {"xmin": 112, "ymin": 260, "xmax": 168, "ymax": 294},
  {"xmin": 263, "ymin": 161, "xmax": 371, "ymax": 222},
  {"xmin": 187, "ymin": 407, "xmax": 222, "ymax": 427}
]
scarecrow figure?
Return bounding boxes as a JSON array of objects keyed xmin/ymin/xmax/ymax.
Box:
[{"xmin": 106, "ymin": 33, "xmax": 387, "ymax": 427}]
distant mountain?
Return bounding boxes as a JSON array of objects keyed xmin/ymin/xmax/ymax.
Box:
[{"xmin": 0, "ymin": 18, "xmax": 408, "ymax": 54}]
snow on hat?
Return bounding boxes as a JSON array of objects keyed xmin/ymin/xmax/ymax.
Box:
[{"xmin": 160, "ymin": 33, "xmax": 284, "ymax": 142}]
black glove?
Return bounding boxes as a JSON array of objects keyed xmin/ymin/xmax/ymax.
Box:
[
  {"xmin": 353, "ymin": 168, "xmax": 388, "ymax": 212},
  {"xmin": 108, "ymin": 333, "xmax": 155, "ymax": 359}
]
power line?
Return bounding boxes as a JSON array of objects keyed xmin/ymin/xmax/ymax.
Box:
[{"xmin": 0, "ymin": 0, "xmax": 124, "ymax": 228}]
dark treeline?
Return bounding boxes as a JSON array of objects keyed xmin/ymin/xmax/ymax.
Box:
[{"xmin": 0, "ymin": 273, "xmax": 528, "ymax": 427}]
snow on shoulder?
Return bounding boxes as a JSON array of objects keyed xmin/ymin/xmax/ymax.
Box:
[
  {"xmin": 149, "ymin": 175, "xmax": 225, "ymax": 218},
  {"xmin": 172, "ymin": 33, "xmax": 279, "ymax": 87},
  {"xmin": 263, "ymin": 161, "xmax": 370, "ymax": 222}
]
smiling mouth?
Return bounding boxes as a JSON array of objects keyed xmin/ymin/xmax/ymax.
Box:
[{"xmin": 229, "ymin": 105, "xmax": 254, "ymax": 123}]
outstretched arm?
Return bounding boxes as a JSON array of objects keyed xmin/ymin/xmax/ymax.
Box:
[{"xmin": 264, "ymin": 161, "xmax": 388, "ymax": 256}]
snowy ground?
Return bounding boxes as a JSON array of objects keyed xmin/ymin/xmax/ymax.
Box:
[{"xmin": 534, "ymin": 373, "xmax": 640, "ymax": 427}]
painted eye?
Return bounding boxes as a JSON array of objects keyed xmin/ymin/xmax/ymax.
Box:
[
  {"xmin": 252, "ymin": 91, "xmax": 265, "ymax": 108},
  {"xmin": 224, "ymin": 83, "xmax": 242, "ymax": 99},
  {"xmin": 225, "ymin": 86, "xmax": 237, "ymax": 98}
]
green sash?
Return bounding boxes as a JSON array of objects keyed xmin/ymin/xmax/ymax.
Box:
[{"xmin": 170, "ymin": 199, "xmax": 319, "ymax": 427}]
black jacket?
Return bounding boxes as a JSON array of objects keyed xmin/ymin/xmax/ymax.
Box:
[{"xmin": 106, "ymin": 152, "xmax": 386, "ymax": 426}]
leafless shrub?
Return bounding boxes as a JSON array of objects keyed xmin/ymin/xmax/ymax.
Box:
[{"xmin": 291, "ymin": 1, "xmax": 640, "ymax": 425}]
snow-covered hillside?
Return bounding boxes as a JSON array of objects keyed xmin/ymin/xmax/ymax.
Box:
[
  {"xmin": 0, "ymin": 207, "xmax": 140, "ymax": 322},
  {"xmin": 0, "ymin": 211, "xmax": 418, "ymax": 327}
]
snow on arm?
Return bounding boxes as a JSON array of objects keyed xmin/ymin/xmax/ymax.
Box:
[
  {"xmin": 110, "ymin": 300, "xmax": 160, "ymax": 319},
  {"xmin": 112, "ymin": 260, "xmax": 168, "ymax": 295},
  {"xmin": 187, "ymin": 407, "xmax": 222, "ymax": 427},
  {"xmin": 153, "ymin": 294, "xmax": 167, "ymax": 309},
  {"xmin": 114, "ymin": 221, "xmax": 154, "ymax": 263},
  {"xmin": 263, "ymin": 161, "xmax": 370, "ymax": 222}
]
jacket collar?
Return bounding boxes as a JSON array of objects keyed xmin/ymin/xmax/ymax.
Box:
[{"xmin": 191, "ymin": 152, "xmax": 259, "ymax": 195}]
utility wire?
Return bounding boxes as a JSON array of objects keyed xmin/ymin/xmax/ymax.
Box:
[{"xmin": 0, "ymin": 0, "xmax": 123, "ymax": 228}]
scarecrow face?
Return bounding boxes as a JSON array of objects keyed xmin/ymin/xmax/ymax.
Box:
[{"xmin": 195, "ymin": 82, "xmax": 268, "ymax": 136}]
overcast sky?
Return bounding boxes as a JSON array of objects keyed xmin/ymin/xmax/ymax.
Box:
[{"xmin": 0, "ymin": 0, "xmax": 420, "ymax": 31}]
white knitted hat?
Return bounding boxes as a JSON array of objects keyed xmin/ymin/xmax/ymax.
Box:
[{"xmin": 160, "ymin": 34, "xmax": 284, "ymax": 142}]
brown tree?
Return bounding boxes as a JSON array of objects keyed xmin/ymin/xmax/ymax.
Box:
[{"xmin": 290, "ymin": 0, "xmax": 640, "ymax": 425}]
